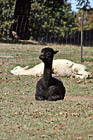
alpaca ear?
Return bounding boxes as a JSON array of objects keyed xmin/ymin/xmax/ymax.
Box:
[{"xmin": 54, "ymin": 50, "xmax": 59, "ymax": 54}]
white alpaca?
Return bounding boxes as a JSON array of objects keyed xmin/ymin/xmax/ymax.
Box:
[{"xmin": 10, "ymin": 59, "xmax": 92, "ymax": 79}]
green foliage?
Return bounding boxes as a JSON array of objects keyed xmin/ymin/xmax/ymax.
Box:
[
  {"xmin": 0, "ymin": 0, "xmax": 16, "ymax": 40},
  {"xmin": 1, "ymin": 0, "xmax": 91, "ymax": 42},
  {"xmin": 0, "ymin": 0, "xmax": 76, "ymax": 41},
  {"xmin": 29, "ymin": 1, "xmax": 75, "ymax": 41}
]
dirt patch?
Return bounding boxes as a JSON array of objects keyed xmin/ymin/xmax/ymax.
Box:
[{"xmin": 64, "ymin": 95, "xmax": 93, "ymax": 101}]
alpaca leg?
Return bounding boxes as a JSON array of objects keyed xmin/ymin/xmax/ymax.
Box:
[
  {"xmin": 35, "ymin": 95, "xmax": 46, "ymax": 101},
  {"xmin": 35, "ymin": 90, "xmax": 49, "ymax": 101},
  {"xmin": 48, "ymin": 95, "xmax": 63, "ymax": 101},
  {"xmin": 48, "ymin": 86, "xmax": 64, "ymax": 101}
]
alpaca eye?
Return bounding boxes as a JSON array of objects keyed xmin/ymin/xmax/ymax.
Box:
[{"xmin": 47, "ymin": 52, "xmax": 51, "ymax": 56}]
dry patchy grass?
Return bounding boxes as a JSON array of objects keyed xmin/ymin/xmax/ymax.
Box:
[{"xmin": 0, "ymin": 43, "xmax": 93, "ymax": 140}]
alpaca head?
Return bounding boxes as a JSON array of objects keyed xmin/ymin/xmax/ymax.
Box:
[{"xmin": 39, "ymin": 48, "xmax": 58, "ymax": 63}]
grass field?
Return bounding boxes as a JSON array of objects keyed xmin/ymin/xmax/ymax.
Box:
[{"xmin": 0, "ymin": 43, "xmax": 93, "ymax": 140}]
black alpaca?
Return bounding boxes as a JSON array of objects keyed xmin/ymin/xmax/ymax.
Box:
[{"xmin": 35, "ymin": 48, "xmax": 66, "ymax": 101}]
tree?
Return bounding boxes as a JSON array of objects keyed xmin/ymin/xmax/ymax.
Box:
[
  {"xmin": 29, "ymin": 1, "xmax": 75, "ymax": 42},
  {"xmin": 11, "ymin": 0, "xmax": 31, "ymax": 39},
  {"xmin": 0, "ymin": 0, "xmax": 91, "ymax": 41},
  {"xmin": 75, "ymin": 0, "xmax": 90, "ymax": 9},
  {"xmin": 11, "ymin": 0, "xmax": 90, "ymax": 40},
  {"xmin": 10, "ymin": 0, "xmax": 65, "ymax": 40},
  {"xmin": 75, "ymin": 9, "xmax": 93, "ymax": 31},
  {"xmin": 0, "ymin": 0, "xmax": 15, "ymax": 40}
]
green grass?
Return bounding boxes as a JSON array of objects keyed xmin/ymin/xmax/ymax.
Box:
[{"xmin": 0, "ymin": 43, "xmax": 93, "ymax": 140}]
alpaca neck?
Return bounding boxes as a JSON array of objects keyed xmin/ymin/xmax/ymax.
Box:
[{"xmin": 43, "ymin": 61, "xmax": 52, "ymax": 80}]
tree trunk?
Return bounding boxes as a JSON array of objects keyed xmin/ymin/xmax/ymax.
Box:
[{"xmin": 11, "ymin": 0, "xmax": 31, "ymax": 40}]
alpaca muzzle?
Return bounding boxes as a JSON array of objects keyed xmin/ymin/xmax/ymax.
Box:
[{"xmin": 39, "ymin": 53, "xmax": 45, "ymax": 60}]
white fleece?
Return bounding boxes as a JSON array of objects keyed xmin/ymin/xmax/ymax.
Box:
[{"xmin": 10, "ymin": 59, "xmax": 92, "ymax": 79}]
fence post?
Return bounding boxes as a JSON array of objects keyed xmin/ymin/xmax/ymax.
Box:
[{"xmin": 81, "ymin": 10, "xmax": 83, "ymax": 62}]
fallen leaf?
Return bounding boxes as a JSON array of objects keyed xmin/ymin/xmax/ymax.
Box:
[
  {"xmin": 0, "ymin": 78, "xmax": 2, "ymax": 82},
  {"xmin": 41, "ymin": 135, "xmax": 48, "ymax": 138},
  {"xmin": 0, "ymin": 97, "xmax": 2, "ymax": 99},
  {"xmin": 72, "ymin": 112, "xmax": 80, "ymax": 117},
  {"xmin": 59, "ymin": 123, "xmax": 65, "ymax": 127},
  {"xmin": 87, "ymin": 80, "xmax": 92, "ymax": 83},
  {"xmin": 63, "ymin": 113, "xmax": 68, "ymax": 118},
  {"xmin": 13, "ymin": 112, "xmax": 19, "ymax": 116},
  {"xmin": 77, "ymin": 136, "xmax": 82, "ymax": 140},
  {"xmin": 53, "ymin": 128, "xmax": 57, "ymax": 133},
  {"xmin": 54, "ymin": 114, "xmax": 59, "ymax": 116},
  {"xmin": 77, "ymin": 80, "xmax": 82, "ymax": 84}
]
